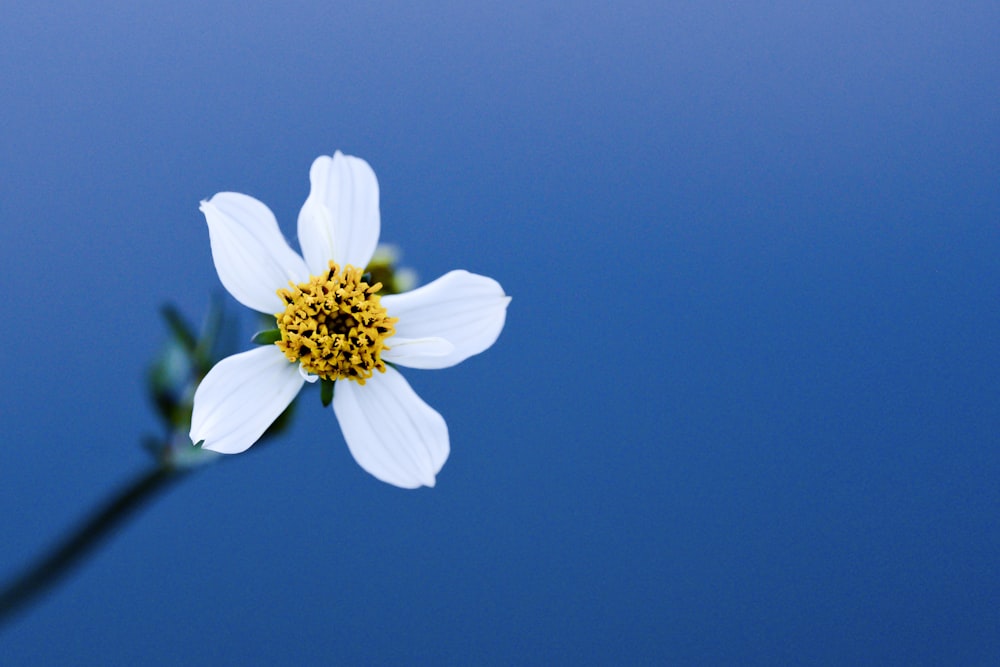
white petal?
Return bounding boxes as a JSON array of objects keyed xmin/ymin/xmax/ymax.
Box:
[
  {"xmin": 333, "ymin": 366, "xmax": 449, "ymax": 489},
  {"xmin": 297, "ymin": 151, "xmax": 380, "ymax": 273},
  {"xmin": 201, "ymin": 193, "xmax": 310, "ymax": 314},
  {"xmin": 381, "ymin": 270, "xmax": 510, "ymax": 369},
  {"xmin": 191, "ymin": 346, "xmax": 304, "ymax": 454},
  {"xmin": 382, "ymin": 337, "xmax": 455, "ymax": 365}
]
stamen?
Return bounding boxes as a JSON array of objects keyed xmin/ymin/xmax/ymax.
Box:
[{"xmin": 274, "ymin": 261, "xmax": 397, "ymax": 383}]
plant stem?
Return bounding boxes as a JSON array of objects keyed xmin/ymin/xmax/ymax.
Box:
[{"xmin": 0, "ymin": 464, "xmax": 188, "ymax": 628}]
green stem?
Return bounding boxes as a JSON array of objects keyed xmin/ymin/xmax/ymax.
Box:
[{"xmin": 0, "ymin": 464, "xmax": 188, "ymax": 627}]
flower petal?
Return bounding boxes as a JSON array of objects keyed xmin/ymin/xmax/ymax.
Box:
[
  {"xmin": 191, "ymin": 346, "xmax": 304, "ymax": 454},
  {"xmin": 201, "ymin": 193, "xmax": 310, "ymax": 314},
  {"xmin": 381, "ymin": 270, "xmax": 510, "ymax": 369},
  {"xmin": 333, "ymin": 366, "xmax": 449, "ymax": 489},
  {"xmin": 382, "ymin": 337, "xmax": 455, "ymax": 366},
  {"xmin": 297, "ymin": 151, "xmax": 380, "ymax": 273}
]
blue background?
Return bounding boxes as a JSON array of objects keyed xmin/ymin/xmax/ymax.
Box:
[{"xmin": 1, "ymin": 2, "xmax": 998, "ymax": 664}]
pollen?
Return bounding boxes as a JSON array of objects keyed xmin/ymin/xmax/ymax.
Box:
[{"xmin": 274, "ymin": 261, "xmax": 397, "ymax": 384}]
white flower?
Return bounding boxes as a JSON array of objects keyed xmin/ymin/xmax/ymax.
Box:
[{"xmin": 190, "ymin": 152, "xmax": 510, "ymax": 488}]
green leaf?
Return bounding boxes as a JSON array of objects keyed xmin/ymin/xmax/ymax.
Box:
[
  {"xmin": 193, "ymin": 295, "xmax": 226, "ymax": 366},
  {"xmin": 161, "ymin": 304, "xmax": 198, "ymax": 353},
  {"xmin": 320, "ymin": 378, "xmax": 335, "ymax": 407},
  {"xmin": 251, "ymin": 329, "xmax": 282, "ymax": 345}
]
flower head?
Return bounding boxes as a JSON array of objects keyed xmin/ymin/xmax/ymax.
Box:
[{"xmin": 190, "ymin": 152, "xmax": 509, "ymax": 488}]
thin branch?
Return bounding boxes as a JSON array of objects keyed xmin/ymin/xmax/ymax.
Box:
[{"xmin": 0, "ymin": 464, "xmax": 188, "ymax": 627}]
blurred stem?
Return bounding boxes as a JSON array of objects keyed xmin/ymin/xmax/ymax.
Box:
[{"xmin": 0, "ymin": 463, "xmax": 189, "ymax": 628}]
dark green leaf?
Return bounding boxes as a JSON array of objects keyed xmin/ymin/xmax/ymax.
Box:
[{"xmin": 161, "ymin": 304, "xmax": 198, "ymax": 353}]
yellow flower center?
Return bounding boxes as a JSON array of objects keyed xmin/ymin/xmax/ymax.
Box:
[{"xmin": 275, "ymin": 261, "xmax": 397, "ymax": 384}]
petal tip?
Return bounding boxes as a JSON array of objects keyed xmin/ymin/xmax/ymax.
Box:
[{"xmin": 199, "ymin": 440, "xmax": 239, "ymax": 455}]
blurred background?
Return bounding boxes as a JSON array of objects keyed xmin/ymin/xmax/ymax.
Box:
[{"xmin": 1, "ymin": 1, "xmax": 997, "ymax": 664}]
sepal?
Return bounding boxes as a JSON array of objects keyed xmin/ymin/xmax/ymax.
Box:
[
  {"xmin": 252, "ymin": 329, "xmax": 282, "ymax": 345},
  {"xmin": 320, "ymin": 378, "xmax": 335, "ymax": 407}
]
